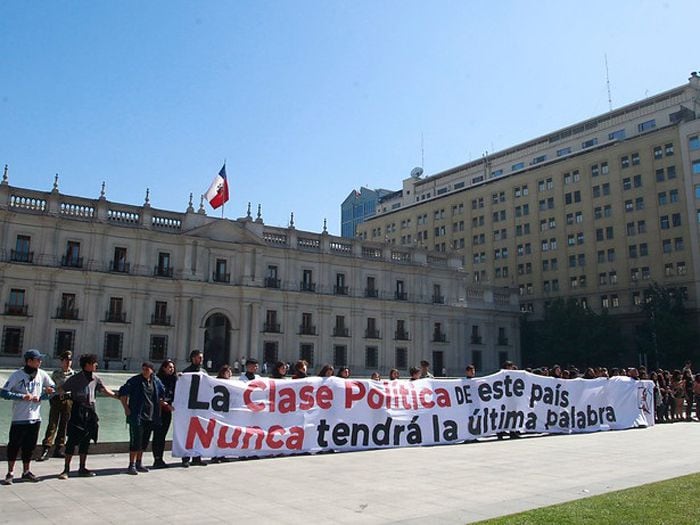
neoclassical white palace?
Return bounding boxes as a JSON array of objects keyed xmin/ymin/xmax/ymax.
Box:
[{"xmin": 0, "ymin": 174, "xmax": 520, "ymax": 375}]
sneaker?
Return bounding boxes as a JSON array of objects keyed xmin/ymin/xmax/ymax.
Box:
[
  {"xmin": 191, "ymin": 457, "xmax": 207, "ymax": 466},
  {"xmin": 37, "ymin": 447, "xmax": 50, "ymax": 462},
  {"xmin": 78, "ymin": 469, "xmax": 95, "ymax": 477},
  {"xmin": 57, "ymin": 471, "xmax": 69, "ymax": 480},
  {"xmin": 135, "ymin": 464, "xmax": 149, "ymax": 473},
  {"xmin": 152, "ymin": 459, "xmax": 167, "ymax": 469},
  {"xmin": 126, "ymin": 465, "xmax": 138, "ymax": 476},
  {"xmin": 210, "ymin": 457, "xmax": 221, "ymax": 464},
  {"xmin": 2, "ymin": 473, "xmax": 13, "ymax": 485},
  {"xmin": 21, "ymin": 471, "xmax": 39, "ymax": 482},
  {"xmin": 52, "ymin": 447, "xmax": 66, "ymax": 458}
]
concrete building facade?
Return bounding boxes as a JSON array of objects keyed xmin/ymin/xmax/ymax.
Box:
[
  {"xmin": 357, "ymin": 74, "xmax": 700, "ymax": 357},
  {"xmin": 0, "ymin": 177, "xmax": 520, "ymax": 374}
]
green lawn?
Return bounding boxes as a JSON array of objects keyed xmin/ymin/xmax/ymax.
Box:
[{"xmin": 475, "ymin": 473, "xmax": 700, "ymax": 524}]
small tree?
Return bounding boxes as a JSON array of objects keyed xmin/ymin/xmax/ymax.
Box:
[
  {"xmin": 636, "ymin": 283, "xmax": 698, "ymax": 369},
  {"xmin": 520, "ymin": 298, "xmax": 624, "ymax": 368}
]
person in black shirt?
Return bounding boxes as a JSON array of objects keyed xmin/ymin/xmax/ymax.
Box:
[
  {"xmin": 57, "ymin": 354, "xmax": 118, "ymax": 480},
  {"xmin": 151, "ymin": 359, "xmax": 177, "ymax": 468},
  {"xmin": 119, "ymin": 362, "xmax": 164, "ymax": 475},
  {"xmin": 181, "ymin": 350, "xmax": 207, "ymax": 467}
]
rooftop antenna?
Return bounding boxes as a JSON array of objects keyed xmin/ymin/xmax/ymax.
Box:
[
  {"xmin": 420, "ymin": 132, "xmax": 424, "ymax": 169},
  {"xmin": 605, "ymin": 54, "xmax": 613, "ymax": 111}
]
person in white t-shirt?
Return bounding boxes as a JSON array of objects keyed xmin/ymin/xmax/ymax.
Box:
[
  {"xmin": 239, "ymin": 359, "xmax": 261, "ymax": 382},
  {"xmin": 0, "ymin": 349, "xmax": 55, "ymax": 484}
]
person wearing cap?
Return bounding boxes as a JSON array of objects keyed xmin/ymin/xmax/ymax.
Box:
[
  {"xmin": 239, "ymin": 358, "xmax": 261, "ymax": 382},
  {"xmin": 118, "ymin": 361, "xmax": 165, "ymax": 475},
  {"xmin": 57, "ymin": 354, "xmax": 119, "ymax": 480},
  {"xmin": 38, "ymin": 350, "xmax": 76, "ymax": 461},
  {"xmin": 0, "ymin": 349, "xmax": 55, "ymax": 485}
]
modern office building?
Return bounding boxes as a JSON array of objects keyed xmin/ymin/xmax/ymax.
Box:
[
  {"xmin": 341, "ymin": 186, "xmax": 394, "ymax": 238},
  {"xmin": 0, "ymin": 174, "xmax": 520, "ymax": 374},
  {"xmin": 357, "ymin": 73, "xmax": 700, "ymax": 349}
]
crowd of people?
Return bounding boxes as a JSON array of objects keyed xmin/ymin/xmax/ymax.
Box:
[
  {"xmin": 516, "ymin": 361, "xmax": 700, "ymax": 425},
  {"xmin": 2, "ymin": 348, "xmax": 698, "ymax": 484}
]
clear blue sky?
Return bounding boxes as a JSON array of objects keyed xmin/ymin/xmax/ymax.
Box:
[{"xmin": 1, "ymin": 1, "xmax": 697, "ymax": 234}]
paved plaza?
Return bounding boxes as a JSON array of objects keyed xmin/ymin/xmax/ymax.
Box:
[{"xmin": 1, "ymin": 422, "xmax": 699, "ymax": 524}]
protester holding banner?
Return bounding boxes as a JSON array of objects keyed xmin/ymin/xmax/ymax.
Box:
[
  {"xmin": 318, "ymin": 364, "xmax": 335, "ymax": 377},
  {"xmin": 152, "ymin": 359, "xmax": 177, "ymax": 469},
  {"xmin": 239, "ymin": 359, "xmax": 261, "ymax": 382},
  {"xmin": 419, "ymin": 360, "xmax": 434, "ymax": 379},
  {"xmin": 183, "ymin": 350, "xmax": 205, "ymax": 375},
  {"xmin": 181, "ymin": 350, "xmax": 207, "ymax": 467},
  {"xmin": 217, "ymin": 365, "xmax": 234, "ymax": 380},
  {"xmin": 337, "ymin": 367, "xmax": 351, "ymax": 379},
  {"xmin": 270, "ymin": 361, "xmax": 289, "ymax": 379},
  {"xmin": 292, "ymin": 360, "xmax": 309, "ymax": 379}
]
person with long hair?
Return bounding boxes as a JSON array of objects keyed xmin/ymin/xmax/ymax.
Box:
[
  {"xmin": 270, "ymin": 361, "xmax": 289, "ymax": 379},
  {"xmin": 217, "ymin": 364, "xmax": 233, "ymax": 379},
  {"xmin": 336, "ymin": 367, "xmax": 351, "ymax": 379},
  {"xmin": 151, "ymin": 359, "xmax": 176, "ymax": 468},
  {"xmin": 318, "ymin": 364, "xmax": 335, "ymax": 377},
  {"xmin": 211, "ymin": 364, "xmax": 234, "ymax": 464},
  {"xmin": 292, "ymin": 360, "xmax": 308, "ymax": 379}
]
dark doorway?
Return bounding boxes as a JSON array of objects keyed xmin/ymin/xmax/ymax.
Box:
[
  {"xmin": 432, "ymin": 350, "xmax": 445, "ymax": 376},
  {"xmin": 204, "ymin": 313, "xmax": 231, "ymax": 372}
]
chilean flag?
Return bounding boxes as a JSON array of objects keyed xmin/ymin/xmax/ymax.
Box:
[{"xmin": 205, "ymin": 164, "xmax": 229, "ymax": 209}]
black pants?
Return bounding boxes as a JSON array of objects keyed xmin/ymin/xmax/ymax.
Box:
[
  {"xmin": 152, "ymin": 410, "xmax": 171, "ymax": 460},
  {"xmin": 7, "ymin": 422, "xmax": 41, "ymax": 463},
  {"xmin": 128, "ymin": 420, "xmax": 154, "ymax": 452},
  {"xmin": 65, "ymin": 426, "xmax": 93, "ymax": 456}
]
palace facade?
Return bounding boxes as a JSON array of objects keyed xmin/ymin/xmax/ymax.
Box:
[{"xmin": 0, "ymin": 177, "xmax": 520, "ymax": 374}]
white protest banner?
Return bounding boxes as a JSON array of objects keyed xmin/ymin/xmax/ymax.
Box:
[{"xmin": 172, "ymin": 371, "xmax": 654, "ymax": 458}]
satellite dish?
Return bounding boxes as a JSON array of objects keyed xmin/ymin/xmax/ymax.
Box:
[{"xmin": 410, "ymin": 167, "xmax": 423, "ymax": 179}]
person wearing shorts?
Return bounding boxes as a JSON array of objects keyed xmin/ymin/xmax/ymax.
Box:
[
  {"xmin": 119, "ymin": 361, "xmax": 164, "ymax": 475},
  {"xmin": 0, "ymin": 349, "xmax": 55, "ymax": 484},
  {"xmin": 57, "ymin": 354, "xmax": 118, "ymax": 479}
]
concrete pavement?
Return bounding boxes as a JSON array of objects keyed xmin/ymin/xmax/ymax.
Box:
[{"xmin": 1, "ymin": 422, "xmax": 699, "ymax": 524}]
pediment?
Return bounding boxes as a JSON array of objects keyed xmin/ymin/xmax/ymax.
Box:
[{"xmin": 185, "ymin": 219, "xmax": 265, "ymax": 245}]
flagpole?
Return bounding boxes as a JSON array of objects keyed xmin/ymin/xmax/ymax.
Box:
[{"xmin": 222, "ymin": 159, "xmax": 226, "ymax": 219}]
